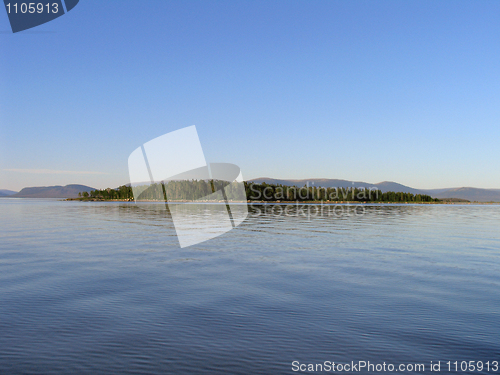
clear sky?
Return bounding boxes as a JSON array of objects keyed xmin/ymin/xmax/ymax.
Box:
[{"xmin": 1, "ymin": 0, "xmax": 500, "ymax": 191}]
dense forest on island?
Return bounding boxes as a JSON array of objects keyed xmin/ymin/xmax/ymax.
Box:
[{"xmin": 77, "ymin": 181, "xmax": 439, "ymax": 203}]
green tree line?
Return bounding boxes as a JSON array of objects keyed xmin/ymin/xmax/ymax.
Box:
[{"xmin": 78, "ymin": 181, "xmax": 439, "ymax": 203}]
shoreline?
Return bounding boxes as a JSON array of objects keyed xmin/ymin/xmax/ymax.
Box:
[{"xmin": 65, "ymin": 198, "xmax": 500, "ymax": 205}]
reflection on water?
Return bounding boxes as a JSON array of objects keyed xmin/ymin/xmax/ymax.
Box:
[{"xmin": 0, "ymin": 199, "xmax": 499, "ymax": 374}]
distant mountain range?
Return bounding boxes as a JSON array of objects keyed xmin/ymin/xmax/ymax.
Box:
[
  {"xmin": 2, "ymin": 180, "xmax": 500, "ymax": 201},
  {"xmin": 0, "ymin": 189, "xmax": 17, "ymax": 197},
  {"xmin": 2, "ymin": 184, "xmax": 95, "ymax": 198},
  {"xmin": 249, "ymin": 178, "xmax": 500, "ymax": 202}
]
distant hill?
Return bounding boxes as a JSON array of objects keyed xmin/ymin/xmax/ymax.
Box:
[
  {"xmin": 249, "ymin": 178, "xmax": 421, "ymax": 193},
  {"xmin": 8, "ymin": 184, "xmax": 95, "ymax": 198},
  {"xmin": 249, "ymin": 178, "xmax": 500, "ymax": 202},
  {"xmin": 250, "ymin": 177, "xmax": 378, "ymax": 190},
  {"xmin": 429, "ymin": 187, "xmax": 500, "ymax": 202},
  {"xmin": 371, "ymin": 181, "xmax": 426, "ymax": 195},
  {"xmin": 439, "ymin": 197, "xmax": 470, "ymax": 203},
  {"xmin": 0, "ymin": 189, "xmax": 17, "ymax": 197}
]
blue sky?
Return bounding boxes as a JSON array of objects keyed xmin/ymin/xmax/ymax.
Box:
[{"xmin": 1, "ymin": 0, "xmax": 500, "ymax": 191}]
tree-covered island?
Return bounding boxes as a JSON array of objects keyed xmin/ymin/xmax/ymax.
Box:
[{"xmin": 73, "ymin": 181, "xmax": 440, "ymax": 203}]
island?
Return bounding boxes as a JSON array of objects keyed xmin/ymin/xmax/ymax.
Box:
[{"xmin": 69, "ymin": 181, "xmax": 443, "ymax": 203}]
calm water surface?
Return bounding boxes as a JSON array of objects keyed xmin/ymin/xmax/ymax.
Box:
[{"xmin": 0, "ymin": 199, "xmax": 499, "ymax": 374}]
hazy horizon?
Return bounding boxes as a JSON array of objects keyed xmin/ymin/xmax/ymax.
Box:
[{"xmin": 3, "ymin": 174, "xmax": 500, "ymax": 193}]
